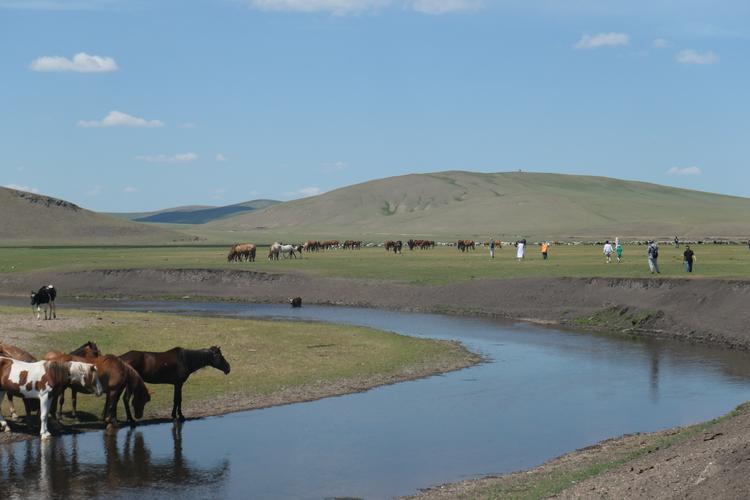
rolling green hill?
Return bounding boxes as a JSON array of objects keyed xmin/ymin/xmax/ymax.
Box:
[
  {"xmin": 208, "ymin": 171, "xmax": 750, "ymax": 240},
  {"xmin": 0, "ymin": 187, "xmax": 189, "ymax": 245},
  {"xmin": 108, "ymin": 199, "xmax": 280, "ymax": 224}
]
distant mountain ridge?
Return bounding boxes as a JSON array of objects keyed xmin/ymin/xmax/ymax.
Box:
[
  {"xmin": 109, "ymin": 199, "xmax": 280, "ymax": 224},
  {"xmin": 208, "ymin": 171, "xmax": 750, "ymax": 240}
]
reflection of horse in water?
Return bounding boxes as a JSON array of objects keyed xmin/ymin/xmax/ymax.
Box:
[{"xmin": 0, "ymin": 422, "xmax": 229, "ymax": 499}]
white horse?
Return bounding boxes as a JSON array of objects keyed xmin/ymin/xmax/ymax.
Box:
[
  {"xmin": 0, "ymin": 357, "xmax": 102, "ymax": 439},
  {"xmin": 279, "ymin": 244, "xmax": 297, "ymax": 259}
]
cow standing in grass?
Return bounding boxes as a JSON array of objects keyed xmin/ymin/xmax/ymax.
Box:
[{"xmin": 31, "ymin": 285, "xmax": 56, "ymax": 320}]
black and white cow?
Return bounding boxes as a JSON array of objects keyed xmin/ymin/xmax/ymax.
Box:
[{"xmin": 31, "ymin": 285, "xmax": 57, "ymax": 320}]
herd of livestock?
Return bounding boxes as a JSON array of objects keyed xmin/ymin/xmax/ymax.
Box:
[
  {"xmin": 0, "ymin": 286, "xmax": 231, "ymax": 440},
  {"xmin": 226, "ymin": 238, "xmax": 489, "ymax": 261}
]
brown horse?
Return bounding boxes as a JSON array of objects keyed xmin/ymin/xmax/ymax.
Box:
[
  {"xmin": 45, "ymin": 343, "xmax": 151, "ymax": 427},
  {"xmin": 120, "ymin": 346, "xmax": 230, "ymax": 421},
  {"xmin": 0, "ymin": 342, "xmax": 38, "ymax": 420}
]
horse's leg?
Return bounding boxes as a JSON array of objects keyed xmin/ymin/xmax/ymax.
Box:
[
  {"xmin": 57, "ymin": 388, "xmax": 66, "ymax": 419},
  {"xmin": 71, "ymin": 388, "xmax": 78, "ymax": 419},
  {"xmin": 123, "ymin": 386, "xmax": 135, "ymax": 425},
  {"xmin": 7, "ymin": 394, "xmax": 19, "ymax": 420},
  {"xmin": 110, "ymin": 386, "xmax": 125, "ymax": 428},
  {"xmin": 51, "ymin": 300, "xmax": 56, "ymax": 319},
  {"xmin": 39, "ymin": 393, "xmax": 52, "ymax": 439},
  {"xmin": 102, "ymin": 391, "xmax": 111, "ymax": 422},
  {"xmin": 172, "ymin": 383, "xmax": 185, "ymax": 421},
  {"xmin": 0, "ymin": 391, "xmax": 10, "ymax": 433}
]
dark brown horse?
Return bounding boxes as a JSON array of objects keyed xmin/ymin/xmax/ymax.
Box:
[
  {"xmin": 0, "ymin": 342, "xmax": 39, "ymax": 420},
  {"xmin": 120, "ymin": 346, "xmax": 230, "ymax": 421}
]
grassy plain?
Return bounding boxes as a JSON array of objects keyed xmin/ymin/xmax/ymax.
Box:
[
  {"xmin": 1, "ymin": 244, "xmax": 750, "ymax": 285},
  {"xmin": 0, "ymin": 306, "xmax": 476, "ymax": 424}
]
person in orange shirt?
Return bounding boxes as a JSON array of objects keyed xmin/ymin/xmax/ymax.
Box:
[{"xmin": 541, "ymin": 241, "xmax": 550, "ymax": 260}]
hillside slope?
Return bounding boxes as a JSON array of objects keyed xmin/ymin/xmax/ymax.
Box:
[
  {"xmin": 210, "ymin": 171, "xmax": 750, "ymax": 239},
  {"xmin": 0, "ymin": 187, "xmax": 187, "ymax": 245},
  {"xmin": 133, "ymin": 199, "xmax": 280, "ymax": 224}
]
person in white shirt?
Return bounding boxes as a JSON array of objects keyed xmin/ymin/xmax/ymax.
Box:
[{"xmin": 603, "ymin": 240, "xmax": 614, "ymax": 263}]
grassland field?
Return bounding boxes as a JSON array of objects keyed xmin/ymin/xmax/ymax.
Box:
[
  {"xmin": 0, "ymin": 306, "xmax": 477, "ymax": 430},
  {"xmin": 1, "ymin": 243, "xmax": 749, "ymax": 285}
]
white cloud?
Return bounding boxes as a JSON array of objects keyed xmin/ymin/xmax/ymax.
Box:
[
  {"xmin": 78, "ymin": 110, "xmax": 164, "ymax": 128},
  {"xmin": 30, "ymin": 52, "xmax": 118, "ymax": 72},
  {"xmin": 135, "ymin": 152, "xmax": 198, "ymax": 163},
  {"xmin": 248, "ymin": 0, "xmax": 479, "ymax": 14},
  {"xmin": 676, "ymin": 50, "xmax": 719, "ymax": 65},
  {"xmin": 666, "ymin": 166, "xmax": 702, "ymax": 176},
  {"xmin": 122, "ymin": 186, "xmax": 138, "ymax": 193},
  {"xmin": 406, "ymin": 0, "xmax": 481, "ymax": 14},
  {"xmin": 216, "ymin": 153, "xmax": 227, "ymax": 162},
  {"xmin": 653, "ymin": 38, "xmax": 669, "ymax": 49},
  {"xmin": 3, "ymin": 183, "xmax": 40, "ymax": 194},
  {"xmin": 574, "ymin": 32, "xmax": 629, "ymax": 49}
]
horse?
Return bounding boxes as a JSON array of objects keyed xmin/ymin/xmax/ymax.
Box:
[
  {"xmin": 0, "ymin": 343, "xmax": 39, "ymax": 421},
  {"xmin": 268, "ymin": 243, "xmax": 281, "ymax": 261},
  {"xmin": 43, "ymin": 340, "xmax": 101, "ymax": 418},
  {"xmin": 279, "ymin": 244, "xmax": 297, "ymax": 259},
  {"xmin": 289, "ymin": 297, "xmax": 302, "ymax": 308},
  {"xmin": 120, "ymin": 346, "xmax": 230, "ymax": 421},
  {"xmin": 31, "ymin": 285, "xmax": 56, "ymax": 320},
  {"xmin": 45, "ymin": 349, "xmax": 151, "ymax": 428},
  {"xmin": 227, "ymin": 243, "xmax": 256, "ymax": 262},
  {"xmin": 0, "ymin": 357, "xmax": 101, "ymax": 438}
]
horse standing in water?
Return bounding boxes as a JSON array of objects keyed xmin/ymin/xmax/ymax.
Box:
[{"xmin": 120, "ymin": 346, "xmax": 230, "ymax": 421}]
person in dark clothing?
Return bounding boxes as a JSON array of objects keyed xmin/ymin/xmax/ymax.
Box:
[{"xmin": 683, "ymin": 246, "xmax": 695, "ymax": 273}]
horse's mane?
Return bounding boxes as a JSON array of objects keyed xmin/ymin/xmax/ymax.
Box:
[
  {"xmin": 46, "ymin": 361, "xmax": 71, "ymax": 386},
  {"xmin": 123, "ymin": 361, "xmax": 147, "ymax": 394}
]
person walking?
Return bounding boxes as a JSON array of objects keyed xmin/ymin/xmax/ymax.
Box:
[
  {"xmin": 489, "ymin": 239, "xmax": 495, "ymax": 259},
  {"xmin": 603, "ymin": 240, "xmax": 614, "ymax": 263},
  {"xmin": 683, "ymin": 245, "xmax": 695, "ymax": 273},
  {"xmin": 615, "ymin": 239, "xmax": 623, "ymax": 263},
  {"xmin": 647, "ymin": 240, "xmax": 660, "ymax": 274},
  {"xmin": 541, "ymin": 241, "xmax": 550, "ymax": 260},
  {"xmin": 516, "ymin": 239, "xmax": 525, "ymax": 262}
]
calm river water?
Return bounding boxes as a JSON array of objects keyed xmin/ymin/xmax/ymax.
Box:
[{"xmin": 2, "ymin": 301, "xmax": 750, "ymax": 500}]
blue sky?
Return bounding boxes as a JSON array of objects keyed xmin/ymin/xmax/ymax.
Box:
[{"xmin": 1, "ymin": 0, "xmax": 748, "ymax": 211}]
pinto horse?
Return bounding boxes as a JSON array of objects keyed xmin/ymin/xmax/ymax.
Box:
[
  {"xmin": 120, "ymin": 346, "xmax": 230, "ymax": 421},
  {"xmin": 0, "ymin": 357, "xmax": 101, "ymax": 438},
  {"xmin": 45, "ymin": 344, "xmax": 151, "ymax": 427},
  {"xmin": 0, "ymin": 343, "xmax": 39, "ymax": 421},
  {"xmin": 31, "ymin": 285, "xmax": 56, "ymax": 320}
]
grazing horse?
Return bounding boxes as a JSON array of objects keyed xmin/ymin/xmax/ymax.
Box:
[
  {"xmin": 0, "ymin": 357, "xmax": 101, "ymax": 438},
  {"xmin": 289, "ymin": 297, "xmax": 302, "ymax": 308},
  {"xmin": 279, "ymin": 244, "xmax": 297, "ymax": 259},
  {"xmin": 31, "ymin": 285, "xmax": 57, "ymax": 320},
  {"xmin": 268, "ymin": 243, "xmax": 281, "ymax": 261},
  {"xmin": 0, "ymin": 343, "xmax": 39, "ymax": 421},
  {"xmin": 120, "ymin": 346, "xmax": 230, "ymax": 421},
  {"xmin": 227, "ymin": 243, "xmax": 256, "ymax": 262}
]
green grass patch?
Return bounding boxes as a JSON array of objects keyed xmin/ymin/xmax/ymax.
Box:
[
  {"xmin": 1, "ymin": 244, "xmax": 750, "ymax": 285},
  {"xmin": 0, "ymin": 306, "xmax": 477, "ymax": 421}
]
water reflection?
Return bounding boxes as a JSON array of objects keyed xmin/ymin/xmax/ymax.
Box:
[{"xmin": 0, "ymin": 423, "xmax": 229, "ymax": 500}]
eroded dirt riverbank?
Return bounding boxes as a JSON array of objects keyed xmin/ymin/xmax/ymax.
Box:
[{"xmin": 2, "ymin": 268, "xmax": 750, "ymax": 349}]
